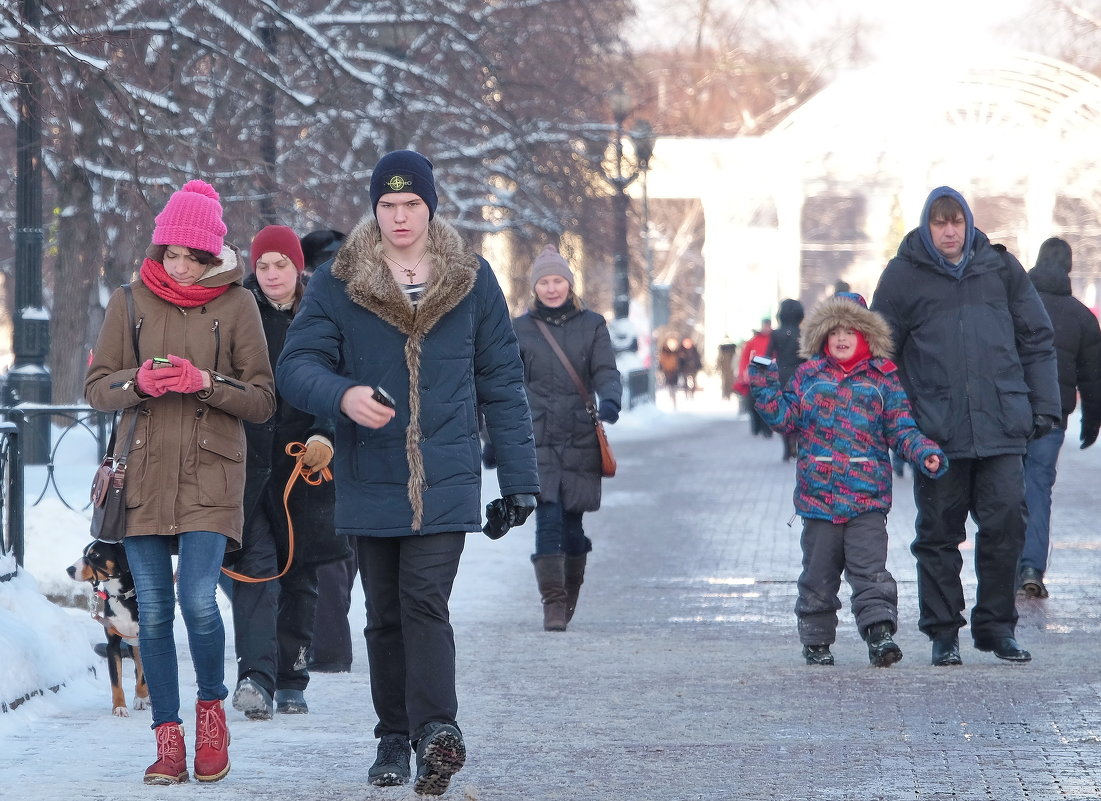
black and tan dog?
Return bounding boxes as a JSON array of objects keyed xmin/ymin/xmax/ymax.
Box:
[{"xmin": 67, "ymin": 540, "xmax": 149, "ymax": 717}]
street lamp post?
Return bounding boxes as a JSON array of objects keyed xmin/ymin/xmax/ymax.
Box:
[
  {"xmin": 630, "ymin": 120, "xmax": 657, "ymax": 402},
  {"xmin": 609, "ymin": 85, "xmax": 632, "ymax": 321}
]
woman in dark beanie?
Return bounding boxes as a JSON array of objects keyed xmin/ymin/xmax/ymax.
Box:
[
  {"xmin": 512, "ymin": 244, "xmax": 623, "ymax": 632},
  {"xmin": 223, "ymin": 225, "xmax": 350, "ymax": 722},
  {"xmin": 277, "ymin": 150, "xmax": 538, "ymax": 795},
  {"xmin": 85, "ymin": 180, "xmax": 275, "ymax": 784}
]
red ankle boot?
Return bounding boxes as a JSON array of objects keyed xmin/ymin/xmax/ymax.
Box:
[
  {"xmin": 144, "ymin": 722, "xmax": 189, "ymax": 785},
  {"xmin": 194, "ymin": 699, "xmax": 231, "ymax": 782}
]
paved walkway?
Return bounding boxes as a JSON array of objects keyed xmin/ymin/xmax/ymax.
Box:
[{"xmin": 6, "ymin": 401, "xmax": 1101, "ymax": 800}]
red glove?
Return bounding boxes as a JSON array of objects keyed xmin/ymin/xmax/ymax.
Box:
[
  {"xmin": 156, "ymin": 354, "xmax": 207, "ymax": 394},
  {"xmin": 136, "ymin": 359, "xmax": 172, "ymax": 397}
]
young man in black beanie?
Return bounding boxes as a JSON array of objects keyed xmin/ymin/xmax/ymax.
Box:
[{"xmin": 277, "ymin": 149, "xmax": 538, "ymax": 795}]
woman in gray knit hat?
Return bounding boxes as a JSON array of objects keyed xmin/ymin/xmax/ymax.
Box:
[{"xmin": 512, "ymin": 245, "xmax": 623, "ymax": 631}]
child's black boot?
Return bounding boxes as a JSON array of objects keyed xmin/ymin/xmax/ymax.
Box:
[
  {"xmin": 802, "ymin": 644, "xmax": 834, "ymax": 665},
  {"xmin": 865, "ymin": 622, "xmax": 903, "ymax": 667}
]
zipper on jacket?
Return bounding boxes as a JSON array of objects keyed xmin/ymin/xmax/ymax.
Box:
[
  {"xmin": 211, "ymin": 319, "xmax": 221, "ymax": 372},
  {"xmin": 212, "ymin": 374, "xmax": 247, "ymax": 391}
]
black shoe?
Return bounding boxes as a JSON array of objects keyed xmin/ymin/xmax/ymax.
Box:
[
  {"xmin": 974, "ymin": 636, "xmax": 1032, "ymax": 663},
  {"xmin": 802, "ymin": 644, "xmax": 835, "ymax": 666},
  {"xmin": 1017, "ymin": 567, "xmax": 1048, "ymax": 599},
  {"xmin": 93, "ymin": 641, "xmax": 134, "ymax": 659},
  {"xmin": 931, "ymin": 635, "xmax": 962, "ymax": 666},
  {"xmin": 413, "ymin": 723, "xmax": 466, "ymax": 796},
  {"xmin": 232, "ymin": 677, "xmax": 274, "ymax": 720},
  {"xmin": 274, "ymin": 689, "xmax": 308, "ymax": 714},
  {"xmin": 368, "ymin": 734, "xmax": 411, "ymax": 787},
  {"xmin": 865, "ymin": 623, "xmax": 903, "ymax": 668}
]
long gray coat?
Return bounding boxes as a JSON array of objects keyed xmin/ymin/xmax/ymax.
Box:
[{"xmin": 513, "ymin": 302, "xmax": 622, "ymax": 512}]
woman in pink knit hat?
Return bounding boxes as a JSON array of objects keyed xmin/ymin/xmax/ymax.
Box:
[{"xmin": 85, "ymin": 180, "xmax": 276, "ymax": 785}]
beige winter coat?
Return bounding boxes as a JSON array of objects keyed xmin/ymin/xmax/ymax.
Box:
[{"xmin": 84, "ymin": 253, "xmax": 275, "ymax": 549}]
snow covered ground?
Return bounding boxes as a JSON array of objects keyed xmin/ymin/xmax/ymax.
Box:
[{"xmin": 0, "ymin": 380, "xmax": 738, "ymax": 799}]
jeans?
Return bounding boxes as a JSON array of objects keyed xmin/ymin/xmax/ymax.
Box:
[
  {"xmin": 356, "ymin": 533, "xmax": 465, "ymax": 744},
  {"xmin": 534, "ymin": 500, "xmax": 591, "ymax": 557},
  {"xmin": 1021, "ymin": 427, "xmax": 1065, "ymax": 574},
  {"xmin": 124, "ymin": 531, "xmax": 229, "ymax": 728}
]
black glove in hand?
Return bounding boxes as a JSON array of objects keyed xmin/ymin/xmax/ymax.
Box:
[
  {"xmin": 1029, "ymin": 414, "xmax": 1057, "ymax": 441},
  {"xmin": 1081, "ymin": 420, "xmax": 1099, "ymax": 450},
  {"xmin": 504, "ymin": 493, "xmax": 537, "ymax": 527},
  {"xmin": 597, "ymin": 399, "xmax": 620, "ymax": 424},
  {"xmin": 482, "ymin": 498, "xmax": 510, "ymax": 540}
]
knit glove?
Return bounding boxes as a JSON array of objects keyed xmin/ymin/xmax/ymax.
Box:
[
  {"xmin": 136, "ymin": 360, "xmax": 173, "ymax": 398},
  {"xmin": 301, "ymin": 438, "xmax": 333, "ymax": 472},
  {"xmin": 157, "ymin": 354, "xmax": 207, "ymax": 394},
  {"xmin": 597, "ymin": 399, "xmax": 620, "ymax": 424}
]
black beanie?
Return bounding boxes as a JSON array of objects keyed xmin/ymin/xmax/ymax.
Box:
[{"xmin": 370, "ymin": 150, "xmax": 438, "ymax": 219}]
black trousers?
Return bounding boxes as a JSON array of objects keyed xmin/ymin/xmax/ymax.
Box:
[
  {"xmin": 310, "ymin": 551, "xmax": 357, "ymax": 668},
  {"xmin": 356, "ymin": 533, "xmax": 465, "ymax": 744},
  {"xmin": 911, "ymin": 454, "xmax": 1025, "ymax": 641},
  {"xmin": 228, "ymin": 506, "xmax": 320, "ymax": 695},
  {"xmin": 796, "ymin": 512, "xmax": 898, "ymax": 645}
]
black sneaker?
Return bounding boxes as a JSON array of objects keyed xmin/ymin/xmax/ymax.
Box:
[
  {"xmin": 865, "ymin": 623, "xmax": 903, "ymax": 667},
  {"xmin": 413, "ymin": 723, "xmax": 466, "ymax": 796},
  {"xmin": 802, "ymin": 644, "xmax": 835, "ymax": 665},
  {"xmin": 368, "ymin": 734, "xmax": 411, "ymax": 787}
]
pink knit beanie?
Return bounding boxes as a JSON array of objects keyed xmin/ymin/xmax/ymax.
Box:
[
  {"xmin": 250, "ymin": 225, "xmax": 305, "ymax": 273},
  {"xmin": 529, "ymin": 245, "xmax": 575, "ymax": 290},
  {"xmin": 153, "ymin": 180, "xmax": 227, "ymax": 255}
]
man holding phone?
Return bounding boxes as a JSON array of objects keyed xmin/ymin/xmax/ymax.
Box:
[{"xmin": 277, "ymin": 150, "xmax": 538, "ymax": 796}]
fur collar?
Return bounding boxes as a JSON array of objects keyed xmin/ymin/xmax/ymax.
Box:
[
  {"xmin": 799, "ymin": 295, "xmax": 894, "ymax": 360},
  {"xmin": 332, "ymin": 217, "xmax": 480, "ymax": 335}
]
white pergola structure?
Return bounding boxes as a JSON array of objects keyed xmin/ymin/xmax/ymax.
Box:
[{"xmin": 637, "ymin": 50, "xmax": 1101, "ymax": 363}]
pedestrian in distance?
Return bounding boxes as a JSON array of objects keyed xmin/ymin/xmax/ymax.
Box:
[
  {"xmin": 767, "ymin": 298, "xmax": 806, "ymax": 462},
  {"xmin": 1017, "ymin": 237, "xmax": 1101, "ymax": 599},
  {"xmin": 678, "ymin": 336, "xmax": 703, "ymax": 397},
  {"xmin": 871, "ymin": 186, "xmax": 1060, "ymax": 666},
  {"xmin": 222, "ymin": 225, "xmax": 351, "ymax": 721},
  {"xmin": 750, "ymin": 292, "xmax": 947, "ymax": 667},
  {"xmin": 85, "ymin": 180, "xmax": 276, "ymax": 784},
  {"xmin": 658, "ymin": 336, "xmax": 682, "ymax": 407},
  {"xmin": 513, "ymin": 245, "xmax": 623, "ymax": 632},
  {"xmin": 276, "ymin": 150, "xmax": 539, "ymax": 796},
  {"xmin": 737, "ymin": 319, "xmax": 773, "ymax": 437}
]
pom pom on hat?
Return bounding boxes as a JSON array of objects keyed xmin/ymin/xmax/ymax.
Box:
[
  {"xmin": 153, "ymin": 180, "xmax": 228, "ymax": 255},
  {"xmin": 250, "ymin": 225, "xmax": 305, "ymax": 273},
  {"xmin": 530, "ymin": 245, "xmax": 575, "ymax": 289},
  {"xmin": 370, "ymin": 150, "xmax": 438, "ymax": 219}
]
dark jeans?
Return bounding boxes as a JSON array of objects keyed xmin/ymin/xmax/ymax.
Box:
[
  {"xmin": 125, "ymin": 531, "xmax": 228, "ymax": 728},
  {"xmin": 1021, "ymin": 427, "xmax": 1064, "ymax": 574},
  {"xmin": 227, "ymin": 508, "xmax": 320, "ymax": 695},
  {"xmin": 796, "ymin": 512, "xmax": 898, "ymax": 645},
  {"xmin": 310, "ymin": 551, "xmax": 358, "ymax": 668},
  {"xmin": 911, "ymin": 454, "xmax": 1025, "ymax": 642},
  {"xmin": 356, "ymin": 533, "xmax": 465, "ymax": 743},
  {"xmin": 534, "ymin": 500, "xmax": 592, "ymax": 557}
]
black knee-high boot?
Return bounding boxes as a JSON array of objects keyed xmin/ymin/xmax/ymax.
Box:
[{"xmin": 564, "ymin": 554, "xmax": 587, "ymax": 623}]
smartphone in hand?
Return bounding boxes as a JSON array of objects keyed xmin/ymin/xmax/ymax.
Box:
[
  {"xmin": 751, "ymin": 356, "xmax": 773, "ymax": 367},
  {"xmin": 372, "ymin": 386, "xmax": 395, "ymax": 409},
  {"xmin": 152, "ymin": 357, "xmax": 173, "ymax": 369}
]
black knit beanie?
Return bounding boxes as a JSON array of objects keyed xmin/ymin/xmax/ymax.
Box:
[{"xmin": 370, "ymin": 150, "xmax": 438, "ymax": 219}]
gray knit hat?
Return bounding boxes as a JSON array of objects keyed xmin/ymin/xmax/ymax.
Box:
[{"xmin": 530, "ymin": 245, "xmax": 575, "ymax": 289}]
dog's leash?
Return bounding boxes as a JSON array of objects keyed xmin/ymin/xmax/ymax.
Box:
[{"xmin": 220, "ymin": 442, "xmax": 333, "ymax": 584}]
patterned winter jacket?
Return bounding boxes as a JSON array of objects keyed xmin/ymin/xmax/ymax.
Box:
[{"xmin": 750, "ymin": 296, "xmax": 947, "ymax": 523}]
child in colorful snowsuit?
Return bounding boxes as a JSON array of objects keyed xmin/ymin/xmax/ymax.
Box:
[{"xmin": 750, "ymin": 292, "xmax": 947, "ymax": 666}]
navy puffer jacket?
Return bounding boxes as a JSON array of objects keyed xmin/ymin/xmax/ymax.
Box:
[{"xmin": 277, "ymin": 218, "xmax": 539, "ymax": 537}]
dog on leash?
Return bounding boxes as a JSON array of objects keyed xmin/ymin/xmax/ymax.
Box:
[{"xmin": 67, "ymin": 540, "xmax": 149, "ymax": 717}]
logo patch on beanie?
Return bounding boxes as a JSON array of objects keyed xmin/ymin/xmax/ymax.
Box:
[{"xmin": 385, "ymin": 174, "xmax": 413, "ymax": 192}]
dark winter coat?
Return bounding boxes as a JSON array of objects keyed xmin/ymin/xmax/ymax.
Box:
[
  {"xmin": 513, "ymin": 300, "xmax": 622, "ymax": 512},
  {"xmin": 85, "ymin": 251, "xmax": 276, "ymax": 549},
  {"xmin": 767, "ymin": 298, "xmax": 805, "ymax": 386},
  {"xmin": 1026, "ymin": 239, "xmax": 1101, "ymax": 438},
  {"xmin": 871, "ymin": 186, "xmax": 1059, "ymax": 459},
  {"xmin": 276, "ymin": 218, "xmax": 539, "ymax": 536},
  {"xmin": 750, "ymin": 296, "xmax": 946, "ymax": 523},
  {"xmin": 236, "ymin": 274, "xmax": 349, "ymax": 567}
]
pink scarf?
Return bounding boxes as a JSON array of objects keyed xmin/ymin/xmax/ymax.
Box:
[{"xmin": 140, "ymin": 258, "xmax": 229, "ymax": 308}]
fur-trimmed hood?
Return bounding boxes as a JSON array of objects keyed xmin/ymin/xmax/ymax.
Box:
[{"xmin": 799, "ymin": 295, "xmax": 894, "ymax": 360}]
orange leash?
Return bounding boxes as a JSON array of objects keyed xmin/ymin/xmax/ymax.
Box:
[{"xmin": 221, "ymin": 442, "xmax": 333, "ymax": 584}]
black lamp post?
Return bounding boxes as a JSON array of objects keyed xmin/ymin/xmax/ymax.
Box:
[
  {"xmin": 629, "ymin": 120, "xmax": 657, "ymax": 401},
  {"xmin": 609, "ymin": 85, "xmax": 633, "ymax": 320},
  {"xmin": 6, "ymin": 0, "xmax": 52, "ymax": 465}
]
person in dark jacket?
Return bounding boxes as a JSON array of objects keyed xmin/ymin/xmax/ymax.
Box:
[
  {"xmin": 513, "ymin": 245, "xmax": 623, "ymax": 632},
  {"xmin": 678, "ymin": 337, "xmax": 703, "ymax": 397},
  {"xmin": 871, "ymin": 186, "xmax": 1060, "ymax": 667},
  {"xmin": 1017, "ymin": 237, "xmax": 1101, "ymax": 599},
  {"xmin": 223, "ymin": 225, "xmax": 351, "ymax": 722},
  {"xmin": 767, "ymin": 298, "xmax": 805, "ymax": 461},
  {"xmin": 751, "ymin": 292, "xmax": 946, "ymax": 667},
  {"xmin": 277, "ymin": 150, "xmax": 538, "ymax": 796}
]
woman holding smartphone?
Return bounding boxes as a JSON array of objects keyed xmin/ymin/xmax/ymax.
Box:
[{"xmin": 85, "ymin": 180, "xmax": 275, "ymax": 785}]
